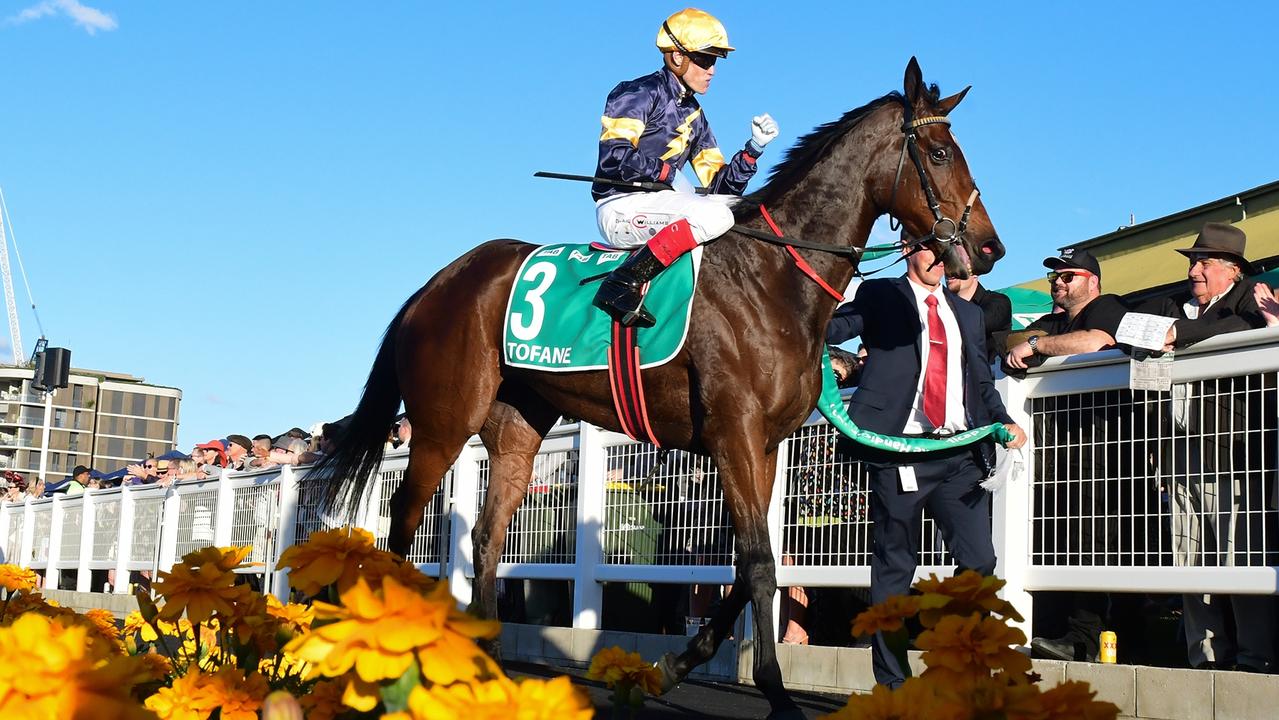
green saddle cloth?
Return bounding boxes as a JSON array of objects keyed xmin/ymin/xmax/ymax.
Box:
[{"xmin": 503, "ymin": 243, "xmax": 698, "ymax": 372}]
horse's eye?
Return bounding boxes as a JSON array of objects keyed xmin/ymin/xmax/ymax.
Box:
[{"xmin": 929, "ymin": 147, "xmax": 950, "ymax": 163}]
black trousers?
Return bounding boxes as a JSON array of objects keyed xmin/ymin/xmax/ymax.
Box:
[{"xmin": 868, "ymin": 449, "xmax": 996, "ymax": 688}]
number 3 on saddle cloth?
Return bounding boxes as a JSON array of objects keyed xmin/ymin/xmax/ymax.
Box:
[{"xmin": 502, "ymin": 242, "xmax": 702, "ymax": 447}]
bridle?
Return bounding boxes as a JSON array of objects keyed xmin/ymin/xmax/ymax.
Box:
[{"xmin": 886, "ymin": 96, "xmax": 981, "ymax": 267}]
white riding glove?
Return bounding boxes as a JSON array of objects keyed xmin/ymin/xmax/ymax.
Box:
[{"xmin": 749, "ymin": 113, "xmax": 780, "ymax": 153}]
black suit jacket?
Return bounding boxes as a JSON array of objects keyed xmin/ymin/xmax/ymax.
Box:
[
  {"xmin": 827, "ymin": 277, "xmax": 1014, "ymax": 461},
  {"xmin": 970, "ymin": 283, "xmax": 1013, "ymax": 363},
  {"xmin": 1139, "ymin": 278, "xmax": 1264, "ymax": 348}
]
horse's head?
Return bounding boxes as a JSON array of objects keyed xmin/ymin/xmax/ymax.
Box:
[{"xmin": 882, "ymin": 57, "xmax": 1004, "ymax": 279}]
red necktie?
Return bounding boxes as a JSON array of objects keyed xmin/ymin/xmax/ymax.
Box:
[{"xmin": 923, "ymin": 295, "xmax": 948, "ymax": 429}]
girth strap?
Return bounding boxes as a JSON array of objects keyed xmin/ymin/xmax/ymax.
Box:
[{"xmin": 607, "ymin": 321, "xmax": 661, "ymax": 447}]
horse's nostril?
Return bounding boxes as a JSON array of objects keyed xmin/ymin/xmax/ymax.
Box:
[{"xmin": 982, "ymin": 238, "xmax": 1006, "ymax": 261}]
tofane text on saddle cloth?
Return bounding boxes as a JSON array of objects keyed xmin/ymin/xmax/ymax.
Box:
[{"xmin": 502, "ymin": 243, "xmax": 701, "ymax": 371}]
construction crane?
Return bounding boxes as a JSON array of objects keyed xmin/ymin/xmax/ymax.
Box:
[
  {"xmin": 0, "ymin": 203, "xmax": 21, "ymax": 364},
  {"xmin": 0, "ymin": 187, "xmax": 44, "ymax": 366}
]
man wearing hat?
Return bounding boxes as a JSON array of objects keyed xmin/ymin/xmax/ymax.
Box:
[
  {"xmin": 226, "ymin": 435, "xmax": 253, "ymax": 471},
  {"xmin": 1146, "ymin": 222, "xmax": 1266, "ymax": 349},
  {"xmin": 1005, "ymin": 248, "xmax": 1130, "ymax": 370},
  {"xmin": 1141, "ymin": 222, "xmax": 1275, "ymax": 672},
  {"xmin": 1009, "ymin": 248, "xmax": 1131, "ymax": 663}
]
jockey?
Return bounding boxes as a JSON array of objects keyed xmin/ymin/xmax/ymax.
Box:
[{"xmin": 592, "ymin": 7, "xmax": 779, "ymax": 327}]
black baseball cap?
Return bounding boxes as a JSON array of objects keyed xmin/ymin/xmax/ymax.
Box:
[{"xmin": 1043, "ymin": 248, "xmax": 1101, "ymax": 279}]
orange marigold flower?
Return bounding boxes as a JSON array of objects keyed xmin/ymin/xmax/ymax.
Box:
[
  {"xmin": 283, "ymin": 575, "xmax": 499, "ymax": 710},
  {"xmin": 916, "ymin": 613, "xmax": 1030, "ymax": 680},
  {"xmin": 587, "ymin": 646, "xmax": 663, "ymax": 696},
  {"xmin": 277, "ymin": 526, "xmax": 400, "ymax": 596},
  {"xmin": 933, "ymin": 672, "xmax": 1044, "ymax": 720},
  {"xmin": 1039, "ymin": 680, "xmax": 1121, "ymax": 720},
  {"xmin": 850, "ymin": 595, "xmax": 921, "ymax": 638},
  {"xmin": 298, "ymin": 678, "xmax": 347, "ymax": 720},
  {"xmin": 822, "ymin": 678, "xmax": 961, "ymax": 720},
  {"xmin": 361, "ymin": 556, "xmax": 440, "ymax": 596},
  {"xmin": 2, "ymin": 589, "xmax": 52, "ymax": 620},
  {"xmin": 0, "ymin": 563, "xmax": 37, "ymax": 593},
  {"xmin": 265, "ymin": 594, "xmax": 315, "ymax": 634},
  {"xmin": 199, "ymin": 667, "xmax": 269, "ymax": 720},
  {"xmin": 154, "ymin": 556, "xmax": 252, "ymax": 624},
  {"xmin": 180, "ymin": 545, "xmax": 254, "ymax": 572},
  {"xmin": 145, "ymin": 670, "xmax": 213, "ymax": 719},
  {"xmin": 138, "ymin": 652, "xmax": 174, "ymax": 681},
  {"xmin": 914, "ymin": 571, "xmax": 1024, "ymax": 626},
  {"xmin": 82, "ymin": 607, "xmax": 125, "ymax": 653},
  {"xmin": 0, "ymin": 614, "xmax": 152, "ymax": 719},
  {"xmin": 394, "ymin": 676, "xmax": 593, "ymax": 720}
]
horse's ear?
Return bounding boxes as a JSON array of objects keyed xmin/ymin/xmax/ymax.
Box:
[
  {"xmin": 936, "ymin": 85, "xmax": 971, "ymax": 116},
  {"xmin": 904, "ymin": 57, "xmax": 924, "ymax": 103}
]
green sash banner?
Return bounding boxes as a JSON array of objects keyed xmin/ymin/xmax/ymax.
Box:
[
  {"xmin": 816, "ymin": 347, "xmax": 1014, "ymax": 452},
  {"xmin": 503, "ymin": 243, "xmax": 698, "ymax": 372}
]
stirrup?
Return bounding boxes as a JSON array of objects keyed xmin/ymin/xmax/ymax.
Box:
[{"xmin": 620, "ymin": 304, "xmax": 655, "ymax": 328}]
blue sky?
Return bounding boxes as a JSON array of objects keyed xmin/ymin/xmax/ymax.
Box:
[{"xmin": 1, "ymin": 2, "xmax": 1276, "ymax": 453}]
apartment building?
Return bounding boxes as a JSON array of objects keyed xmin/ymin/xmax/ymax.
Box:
[{"xmin": 0, "ymin": 366, "xmax": 181, "ymax": 479}]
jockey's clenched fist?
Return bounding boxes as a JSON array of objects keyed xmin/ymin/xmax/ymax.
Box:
[{"xmin": 751, "ymin": 114, "xmax": 779, "ymax": 149}]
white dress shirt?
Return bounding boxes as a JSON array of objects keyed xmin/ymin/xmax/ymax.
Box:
[{"xmin": 903, "ymin": 280, "xmax": 967, "ymax": 434}]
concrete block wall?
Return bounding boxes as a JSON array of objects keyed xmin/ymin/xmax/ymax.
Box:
[{"xmin": 735, "ymin": 643, "xmax": 1279, "ymax": 720}]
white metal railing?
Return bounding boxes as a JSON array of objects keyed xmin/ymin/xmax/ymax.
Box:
[{"xmin": 0, "ymin": 326, "xmax": 1275, "ymax": 639}]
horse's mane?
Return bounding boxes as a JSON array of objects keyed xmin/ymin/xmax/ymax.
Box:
[{"xmin": 736, "ymin": 85, "xmax": 940, "ymax": 219}]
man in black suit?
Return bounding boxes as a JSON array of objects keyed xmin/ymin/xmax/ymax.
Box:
[
  {"xmin": 947, "ymin": 273, "xmax": 1013, "ymax": 364},
  {"xmin": 1142, "ymin": 222, "xmax": 1275, "ymax": 672},
  {"xmin": 826, "ymin": 244, "xmax": 1027, "ymax": 688}
]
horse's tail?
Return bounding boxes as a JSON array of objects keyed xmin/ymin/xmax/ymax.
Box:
[{"xmin": 311, "ymin": 288, "xmax": 423, "ymax": 520}]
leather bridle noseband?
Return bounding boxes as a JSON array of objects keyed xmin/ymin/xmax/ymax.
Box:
[{"xmin": 886, "ymin": 96, "xmax": 981, "ymax": 267}]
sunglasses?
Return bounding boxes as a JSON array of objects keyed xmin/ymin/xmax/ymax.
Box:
[
  {"xmin": 1046, "ymin": 270, "xmax": 1093, "ymax": 284},
  {"xmin": 686, "ymin": 51, "xmax": 718, "ymax": 69}
]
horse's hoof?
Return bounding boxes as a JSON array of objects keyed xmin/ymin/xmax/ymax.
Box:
[{"xmin": 653, "ymin": 652, "xmax": 682, "ymax": 695}]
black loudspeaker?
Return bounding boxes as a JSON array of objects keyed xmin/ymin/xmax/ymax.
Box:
[{"xmin": 33, "ymin": 347, "xmax": 71, "ymax": 392}]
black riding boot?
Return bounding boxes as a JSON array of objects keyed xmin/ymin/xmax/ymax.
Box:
[{"xmin": 593, "ymin": 246, "xmax": 666, "ymax": 328}]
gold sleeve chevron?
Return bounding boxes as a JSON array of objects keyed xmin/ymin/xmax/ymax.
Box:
[
  {"xmin": 600, "ymin": 116, "xmax": 646, "ymax": 147},
  {"xmin": 691, "ymin": 148, "xmax": 726, "ymax": 187}
]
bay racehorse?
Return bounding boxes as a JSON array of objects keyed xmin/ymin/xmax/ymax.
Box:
[{"xmin": 310, "ymin": 58, "xmax": 1004, "ymax": 718}]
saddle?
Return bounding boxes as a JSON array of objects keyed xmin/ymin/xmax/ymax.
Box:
[{"xmin": 503, "ymin": 243, "xmax": 703, "ymax": 445}]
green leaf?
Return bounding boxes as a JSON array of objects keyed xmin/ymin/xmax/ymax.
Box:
[{"xmin": 380, "ymin": 657, "xmax": 421, "ymax": 713}]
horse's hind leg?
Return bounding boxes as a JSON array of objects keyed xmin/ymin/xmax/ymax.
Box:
[
  {"xmin": 389, "ymin": 434, "xmax": 472, "ymax": 560},
  {"xmin": 471, "ymin": 384, "xmax": 561, "ymax": 653}
]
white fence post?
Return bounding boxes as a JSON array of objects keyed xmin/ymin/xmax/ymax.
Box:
[
  {"xmin": 156, "ymin": 488, "xmax": 181, "ymax": 573},
  {"xmin": 18, "ymin": 499, "xmax": 34, "ymax": 570},
  {"xmin": 214, "ymin": 470, "xmax": 235, "ymax": 547},
  {"xmin": 993, "ymin": 373, "xmax": 1034, "ymax": 635},
  {"xmin": 448, "ymin": 443, "xmax": 479, "ymax": 605},
  {"xmin": 571, "ymin": 423, "xmax": 605, "ymax": 630},
  {"xmin": 766, "ymin": 437, "xmax": 789, "ymax": 644},
  {"xmin": 273, "ymin": 466, "xmax": 300, "ymax": 598},
  {"xmin": 0, "ymin": 504, "xmax": 9, "ymax": 564},
  {"xmin": 77, "ymin": 493, "xmax": 95, "ymax": 592},
  {"xmin": 115, "ymin": 486, "xmax": 135, "ymax": 594},
  {"xmin": 47, "ymin": 497, "xmax": 63, "ymax": 590}
]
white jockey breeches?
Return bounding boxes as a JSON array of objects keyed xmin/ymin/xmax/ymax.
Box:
[{"xmin": 594, "ymin": 190, "xmax": 736, "ymax": 249}]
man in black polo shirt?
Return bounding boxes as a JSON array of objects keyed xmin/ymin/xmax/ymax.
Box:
[
  {"xmin": 1005, "ymin": 249, "xmax": 1132, "ymax": 663},
  {"xmin": 1005, "ymin": 248, "xmax": 1128, "ymax": 369}
]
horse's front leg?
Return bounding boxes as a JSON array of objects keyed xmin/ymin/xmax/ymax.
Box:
[{"xmin": 656, "ymin": 436, "xmax": 801, "ymax": 719}]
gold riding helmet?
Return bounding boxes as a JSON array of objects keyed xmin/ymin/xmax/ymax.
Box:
[{"xmin": 656, "ymin": 8, "xmax": 734, "ymax": 58}]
